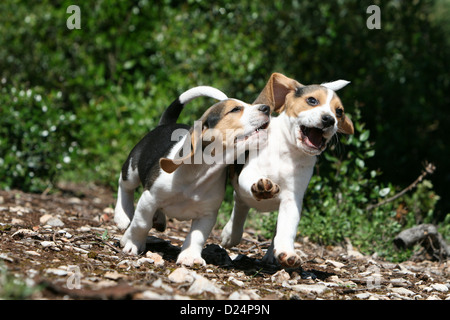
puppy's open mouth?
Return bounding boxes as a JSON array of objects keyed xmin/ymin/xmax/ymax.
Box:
[
  {"xmin": 299, "ymin": 125, "xmax": 325, "ymax": 150},
  {"xmin": 235, "ymin": 121, "xmax": 269, "ymax": 142}
]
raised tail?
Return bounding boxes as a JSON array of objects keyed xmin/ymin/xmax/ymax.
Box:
[{"xmin": 158, "ymin": 86, "xmax": 228, "ymax": 126}]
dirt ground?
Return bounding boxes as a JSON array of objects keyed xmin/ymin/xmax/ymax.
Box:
[{"xmin": 0, "ymin": 184, "xmax": 449, "ymax": 300}]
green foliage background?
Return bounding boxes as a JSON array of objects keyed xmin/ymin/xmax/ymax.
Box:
[{"xmin": 1, "ymin": 0, "xmax": 449, "ymax": 260}]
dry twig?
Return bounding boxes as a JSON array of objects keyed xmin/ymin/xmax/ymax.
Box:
[{"xmin": 366, "ymin": 162, "xmax": 435, "ymax": 211}]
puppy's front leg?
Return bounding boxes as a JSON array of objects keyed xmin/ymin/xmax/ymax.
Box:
[
  {"xmin": 273, "ymin": 197, "xmax": 302, "ymax": 268},
  {"xmin": 177, "ymin": 213, "xmax": 217, "ymax": 267},
  {"xmin": 221, "ymin": 192, "xmax": 250, "ymax": 248},
  {"xmin": 120, "ymin": 190, "xmax": 156, "ymax": 255}
]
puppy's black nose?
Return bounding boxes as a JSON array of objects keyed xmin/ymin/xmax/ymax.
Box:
[
  {"xmin": 259, "ymin": 104, "xmax": 270, "ymax": 116},
  {"xmin": 322, "ymin": 114, "xmax": 335, "ymax": 128}
]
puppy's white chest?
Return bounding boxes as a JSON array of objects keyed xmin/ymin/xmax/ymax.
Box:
[{"xmin": 235, "ymin": 118, "xmax": 316, "ymax": 211}]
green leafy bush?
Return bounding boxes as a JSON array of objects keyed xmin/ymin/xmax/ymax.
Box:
[{"xmin": 0, "ymin": 85, "xmax": 77, "ymax": 191}]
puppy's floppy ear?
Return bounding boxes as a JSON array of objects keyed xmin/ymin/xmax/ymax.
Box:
[
  {"xmin": 338, "ymin": 114, "xmax": 354, "ymax": 135},
  {"xmin": 321, "ymin": 80, "xmax": 350, "ymax": 92},
  {"xmin": 254, "ymin": 73, "xmax": 303, "ymax": 113},
  {"xmin": 160, "ymin": 123, "xmax": 204, "ymax": 174}
]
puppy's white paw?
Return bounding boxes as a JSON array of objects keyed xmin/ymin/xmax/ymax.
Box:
[
  {"xmin": 273, "ymin": 249, "xmax": 302, "ymax": 268},
  {"xmin": 220, "ymin": 223, "xmax": 242, "ymax": 248},
  {"xmin": 120, "ymin": 233, "xmax": 146, "ymax": 255},
  {"xmin": 115, "ymin": 215, "xmax": 131, "ymax": 231},
  {"xmin": 176, "ymin": 250, "xmax": 206, "ymax": 267},
  {"xmin": 114, "ymin": 207, "xmax": 131, "ymax": 230}
]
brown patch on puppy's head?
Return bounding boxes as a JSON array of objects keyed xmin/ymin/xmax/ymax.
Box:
[{"xmin": 160, "ymin": 99, "xmax": 270, "ymax": 173}]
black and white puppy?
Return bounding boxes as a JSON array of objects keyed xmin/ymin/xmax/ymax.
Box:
[{"xmin": 114, "ymin": 86, "xmax": 270, "ymax": 266}]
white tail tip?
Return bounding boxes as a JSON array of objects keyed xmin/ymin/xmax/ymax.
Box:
[{"xmin": 179, "ymin": 86, "xmax": 228, "ymax": 105}]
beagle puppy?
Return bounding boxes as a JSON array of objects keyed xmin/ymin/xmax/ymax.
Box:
[
  {"xmin": 221, "ymin": 73, "xmax": 354, "ymax": 267},
  {"xmin": 114, "ymin": 86, "xmax": 270, "ymax": 266}
]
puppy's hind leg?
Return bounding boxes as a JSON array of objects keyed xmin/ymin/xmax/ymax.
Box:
[
  {"xmin": 121, "ymin": 190, "xmax": 156, "ymax": 255},
  {"xmin": 114, "ymin": 172, "xmax": 139, "ymax": 230}
]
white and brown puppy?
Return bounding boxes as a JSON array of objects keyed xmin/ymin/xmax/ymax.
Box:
[
  {"xmin": 115, "ymin": 86, "xmax": 270, "ymax": 266},
  {"xmin": 221, "ymin": 73, "xmax": 354, "ymax": 267}
]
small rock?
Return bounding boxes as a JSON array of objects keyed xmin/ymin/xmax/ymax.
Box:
[
  {"xmin": 345, "ymin": 238, "xmax": 365, "ymax": 259},
  {"xmin": 228, "ymin": 276, "xmax": 245, "ymax": 287},
  {"xmin": 228, "ymin": 289, "xmax": 261, "ymax": 300},
  {"xmin": 390, "ymin": 278, "xmax": 411, "ymax": 287},
  {"xmin": 11, "ymin": 218, "xmax": 24, "ymax": 225},
  {"xmin": 45, "ymin": 268, "xmax": 68, "ymax": 276},
  {"xmin": 12, "ymin": 229, "xmax": 38, "ymax": 238},
  {"xmin": 57, "ymin": 230, "xmax": 73, "ymax": 239},
  {"xmin": 396, "ymin": 264, "xmax": 416, "ymax": 276},
  {"xmin": 0, "ymin": 253, "xmax": 14, "ymax": 263},
  {"xmin": 290, "ymin": 284, "xmax": 329, "ymax": 295},
  {"xmin": 25, "ymin": 250, "xmax": 41, "ymax": 256},
  {"xmin": 390, "ymin": 287, "xmax": 415, "ymax": 296},
  {"xmin": 68, "ymin": 197, "xmax": 82, "ymax": 204},
  {"xmin": 325, "ymin": 259, "xmax": 345, "ymax": 269},
  {"xmin": 271, "ymin": 269, "xmax": 290, "ymax": 284},
  {"xmin": 10, "ymin": 206, "xmax": 30, "ymax": 214},
  {"xmin": 146, "ymin": 251, "xmax": 165, "ymax": 267},
  {"xmin": 431, "ymin": 283, "xmax": 448, "ymax": 293},
  {"xmin": 355, "ymin": 292, "xmax": 371, "ymax": 300},
  {"xmin": 104, "ymin": 271, "xmax": 126, "ymax": 280},
  {"xmin": 41, "ymin": 241, "xmax": 56, "ymax": 248},
  {"xmin": 140, "ymin": 290, "xmax": 171, "ymax": 300},
  {"xmin": 135, "ymin": 258, "xmax": 154, "ymax": 267},
  {"xmin": 328, "ymin": 275, "xmax": 344, "ymax": 284},
  {"xmin": 187, "ymin": 275, "xmax": 224, "ymax": 295},
  {"xmin": 103, "ymin": 207, "xmax": 115, "ymax": 214},
  {"xmin": 426, "ymin": 295, "xmax": 442, "ymax": 300},
  {"xmin": 152, "ymin": 278, "xmax": 174, "ymax": 293},
  {"xmin": 39, "ymin": 214, "xmax": 53, "ymax": 225},
  {"xmin": 47, "ymin": 217, "xmax": 64, "ymax": 227},
  {"xmin": 168, "ymin": 267, "xmax": 196, "ymax": 284}
]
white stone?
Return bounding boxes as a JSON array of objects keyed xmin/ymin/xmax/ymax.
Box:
[
  {"xmin": 187, "ymin": 275, "xmax": 224, "ymax": 295},
  {"xmin": 325, "ymin": 259, "xmax": 345, "ymax": 268},
  {"xmin": 390, "ymin": 287, "xmax": 415, "ymax": 296},
  {"xmin": 228, "ymin": 276, "xmax": 245, "ymax": 287},
  {"xmin": 12, "ymin": 229, "xmax": 38, "ymax": 238},
  {"xmin": 271, "ymin": 269, "xmax": 290, "ymax": 284},
  {"xmin": 168, "ymin": 267, "xmax": 196, "ymax": 284},
  {"xmin": 45, "ymin": 268, "xmax": 68, "ymax": 276},
  {"xmin": 39, "ymin": 214, "xmax": 53, "ymax": 225},
  {"xmin": 290, "ymin": 284, "xmax": 329, "ymax": 295},
  {"xmin": 431, "ymin": 283, "xmax": 448, "ymax": 292},
  {"xmin": 25, "ymin": 250, "xmax": 41, "ymax": 256},
  {"xmin": 47, "ymin": 217, "xmax": 64, "ymax": 227},
  {"xmin": 355, "ymin": 292, "xmax": 371, "ymax": 300},
  {"xmin": 41, "ymin": 241, "xmax": 56, "ymax": 248},
  {"xmin": 146, "ymin": 251, "xmax": 164, "ymax": 267}
]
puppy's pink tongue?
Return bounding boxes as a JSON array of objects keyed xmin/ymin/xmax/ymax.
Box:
[{"xmin": 306, "ymin": 128, "xmax": 323, "ymax": 148}]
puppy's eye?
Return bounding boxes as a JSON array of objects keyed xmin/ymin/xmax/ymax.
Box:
[
  {"xmin": 228, "ymin": 106, "xmax": 243, "ymax": 114},
  {"xmin": 306, "ymin": 97, "xmax": 319, "ymax": 106},
  {"xmin": 336, "ymin": 108, "xmax": 343, "ymax": 118}
]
